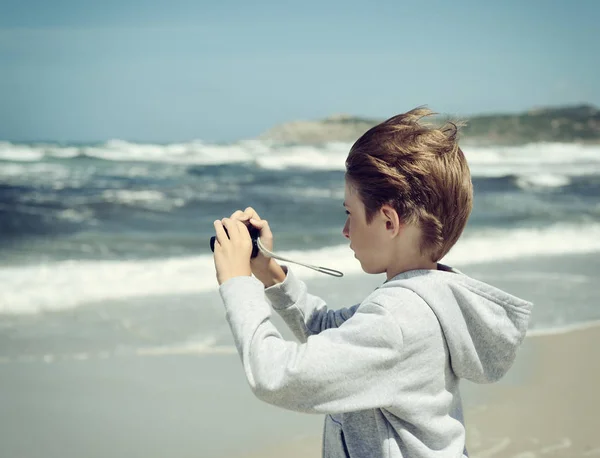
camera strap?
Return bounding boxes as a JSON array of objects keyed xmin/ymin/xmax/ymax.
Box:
[{"xmin": 256, "ymin": 238, "xmax": 344, "ymax": 277}]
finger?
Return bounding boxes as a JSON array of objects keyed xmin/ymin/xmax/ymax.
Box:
[
  {"xmin": 248, "ymin": 218, "xmax": 265, "ymax": 229},
  {"xmin": 243, "ymin": 207, "xmax": 261, "ymax": 220},
  {"xmin": 230, "ymin": 210, "xmax": 247, "ymax": 221},
  {"xmin": 234, "ymin": 219, "xmax": 252, "ymax": 240},
  {"xmin": 221, "ymin": 217, "xmax": 241, "ymax": 237},
  {"xmin": 249, "ymin": 218, "xmax": 273, "ymax": 239},
  {"xmin": 213, "ymin": 220, "xmax": 229, "ymax": 245}
]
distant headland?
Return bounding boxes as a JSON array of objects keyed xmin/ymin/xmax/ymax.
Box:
[{"xmin": 259, "ymin": 104, "xmax": 600, "ymax": 145}]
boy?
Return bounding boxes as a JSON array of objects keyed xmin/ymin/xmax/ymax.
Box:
[{"xmin": 212, "ymin": 107, "xmax": 533, "ymax": 457}]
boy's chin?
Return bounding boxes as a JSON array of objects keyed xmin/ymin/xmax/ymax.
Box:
[{"xmin": 359, "ymin": 260, "xmax": 386, "ymax": 275}]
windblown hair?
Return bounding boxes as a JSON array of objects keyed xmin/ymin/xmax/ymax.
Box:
[{"xmin": 345, "ymin": 107, "xmax": 473, "ymax": 262}]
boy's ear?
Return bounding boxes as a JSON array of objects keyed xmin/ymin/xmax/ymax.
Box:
[{"xmin": 380, "ymin": 205, "xmax": 402, "ymax": 236}]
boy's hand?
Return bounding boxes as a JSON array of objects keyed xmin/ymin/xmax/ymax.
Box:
[
  {"xmin": 228, "ymin": 207, "xmax": 286, "ymax": 287},
  {"xmin": 228, "ymin": 207, "xmax": 274, "ymax": 273},
  {"xmin": 213, "ymin": 218, "xmax": 252, "ymax": 285}
]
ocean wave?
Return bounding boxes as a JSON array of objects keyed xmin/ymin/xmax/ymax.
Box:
[
  {"xmin": 0, "ymin": 142, "xmax": 46, "ymax": 162},
  {"xmin": 466, "ymin": 142, "xmax": 600, "ymax": 165},
  {"xmin": 255, "ymin": 143, "xmax": 349, "ymax": 170},
  {"xmin": 2, "ymin": 223, "xmax": 600, "ymax": 315},
  {"xmin": 2, "ymin": 140, "xmax": 599, "ymax": 176},
  {"xmin": 514, "ymin": 174, "xmax": 571, "ymax": 190},
  {"xmin": 101, "ymin": 189, "xmax": 185, "ymax": 211},
  {"xmin": 474, "ymin": 172, "xmax": 600, "ymax": 194},
  {"xmin": 0, "ymin": 162, "xmax": 71, "ymax": 180},
  {"xmin": 443, "ymin": 223, "xmax": 600, "ymax": 265},
  {"xmin": 465, "ymin": 143, "xmax": 600, "ymax": 178}
]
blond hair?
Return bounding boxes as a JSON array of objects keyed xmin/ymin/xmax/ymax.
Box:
[{"xmin": 345, "ymin": 107, "xmax": 473, "ymax": 262}]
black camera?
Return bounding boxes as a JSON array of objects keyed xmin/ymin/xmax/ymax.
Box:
[{"xmin": 210, "ymin": 223, "xmax": 261, "ymax": 258}]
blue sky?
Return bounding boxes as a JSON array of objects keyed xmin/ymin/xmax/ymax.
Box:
[{"xmin": 1, "ymin": 0, "xmax": 598, "ymax": 143}]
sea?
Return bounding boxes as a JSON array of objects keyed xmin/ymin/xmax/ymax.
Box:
[{"xmin": 1, "ymin": 139, "xmax": 600, "ymax": 364}]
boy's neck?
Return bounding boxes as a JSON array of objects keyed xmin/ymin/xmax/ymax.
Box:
[{"xmin": 386, "ymin": 259, "xmax": 438, "ymax": 281}]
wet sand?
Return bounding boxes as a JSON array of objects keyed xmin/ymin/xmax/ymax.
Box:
[{"xmin": 465, "ymin": 323, "xmax": 600, "ymax": 457}]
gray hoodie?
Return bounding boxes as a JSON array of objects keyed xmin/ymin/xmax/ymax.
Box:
[{"xmin": 218, "ymin": 264, "xmax": 533, "ymax": 458}]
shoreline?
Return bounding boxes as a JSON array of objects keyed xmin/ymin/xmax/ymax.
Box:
[
  {"xmin": 0, "ymin": 317, "xmax": 598, "ymax": 367},
  {"xmin": 526, "ymin": 318, "xmax": 600, "ymax": 337}
]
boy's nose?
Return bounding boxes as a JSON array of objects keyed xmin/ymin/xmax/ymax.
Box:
[{"xmin": 342, "ymin": 221, "xmax": 350, "ymax": 239}]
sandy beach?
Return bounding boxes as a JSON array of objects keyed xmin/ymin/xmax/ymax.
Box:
[
  {"xmin": 231, "ymin": 323, "xmax": 600, "ymax": 458},
  {"xmin": 2, "ymin": 322, "xmax": 597, "ymax": 458},
  {"xmin": 464, "ymin": 323, "xmax": 600, "ymax": 458}
]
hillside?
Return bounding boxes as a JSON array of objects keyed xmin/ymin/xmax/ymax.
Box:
[{"xmin": 259, "ymin": 105, "xmax": 600, "ymax": 144}]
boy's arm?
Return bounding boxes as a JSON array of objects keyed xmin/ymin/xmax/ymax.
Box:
[
  {"xmin": 219, "ymin": 276, "xmax": 404, "ymax": 415},
  {"xmin": 262, "ymin": 264, "xmax": 360, "ymax": 343}
]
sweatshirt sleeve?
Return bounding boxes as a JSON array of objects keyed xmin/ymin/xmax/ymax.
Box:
[
  {"xmin": 263, "ymin": 265, "xmax": 360, "ymax": 343},
  {"xmin": 219, "ymin": 275, "xmax": 404, "ymax": 414}
]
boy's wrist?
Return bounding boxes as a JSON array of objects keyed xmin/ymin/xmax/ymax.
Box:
[{"xmin": 253, "ymin": 259, "xmax": 286, "ymax": 288}]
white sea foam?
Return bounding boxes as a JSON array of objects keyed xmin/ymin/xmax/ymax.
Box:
[
  {"xmin": 82, "ymin": 139, "xmax": 259, "ymax": 165},
  {"xmin": 465, "ymin": 142, "xmax": 597, "ymax": 165},
  {"xmin": 1, "ymin": 223, "xmax": 600, "ymax": 315},
  {"xmin": 56, "ymin": 208, "xmax": 95, "ymax": 223},
  {"xmin": 99, "ymin": 189, "xmax": 187, "ymax": 212},
  {"xmin": 465, "ymin": 143, "xmax": 600, "ymax": 179},
  {"xmin": 0, "ymin": 163, "xmax": 32, "ymax": 177},
  {"xmin": 281, "ymin": 186, "xmax": 345, "ymax": 200},
  {"xmin": 0, "ymin": 162, "xmax": 70, "ymax": 179},
  {"xmin": 514, "ymin": 174, "xmax": 571, "ymax": 190},
  {"xmin": 0, "ymin": 142, "xmax": 45, "ymax": 162},
  {"xmin": 102, "ymin": 189, "xmax": 167, "ymax": 205},
  {"xmin": 443, "ymin": 223, "xmax": 600, "ymax": 265},
  {"xmin": 255, "ymin": 143, "xmax": 349, "ymax": 170},
  {"xmin": 135, "ymin": 338, "xmax": 237, "ymax": 356},
  {"xmin": 2, "ymin": 339, "xmax": 238, "ymax": 364},
  {"xmin": 0, "ymin": 255, "xmax": 221, "ymax": 315}
]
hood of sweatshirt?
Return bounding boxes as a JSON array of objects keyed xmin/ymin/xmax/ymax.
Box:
[{"xmin": 378, "ymin": 264, "xmax": 533, "ymax": 384}]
